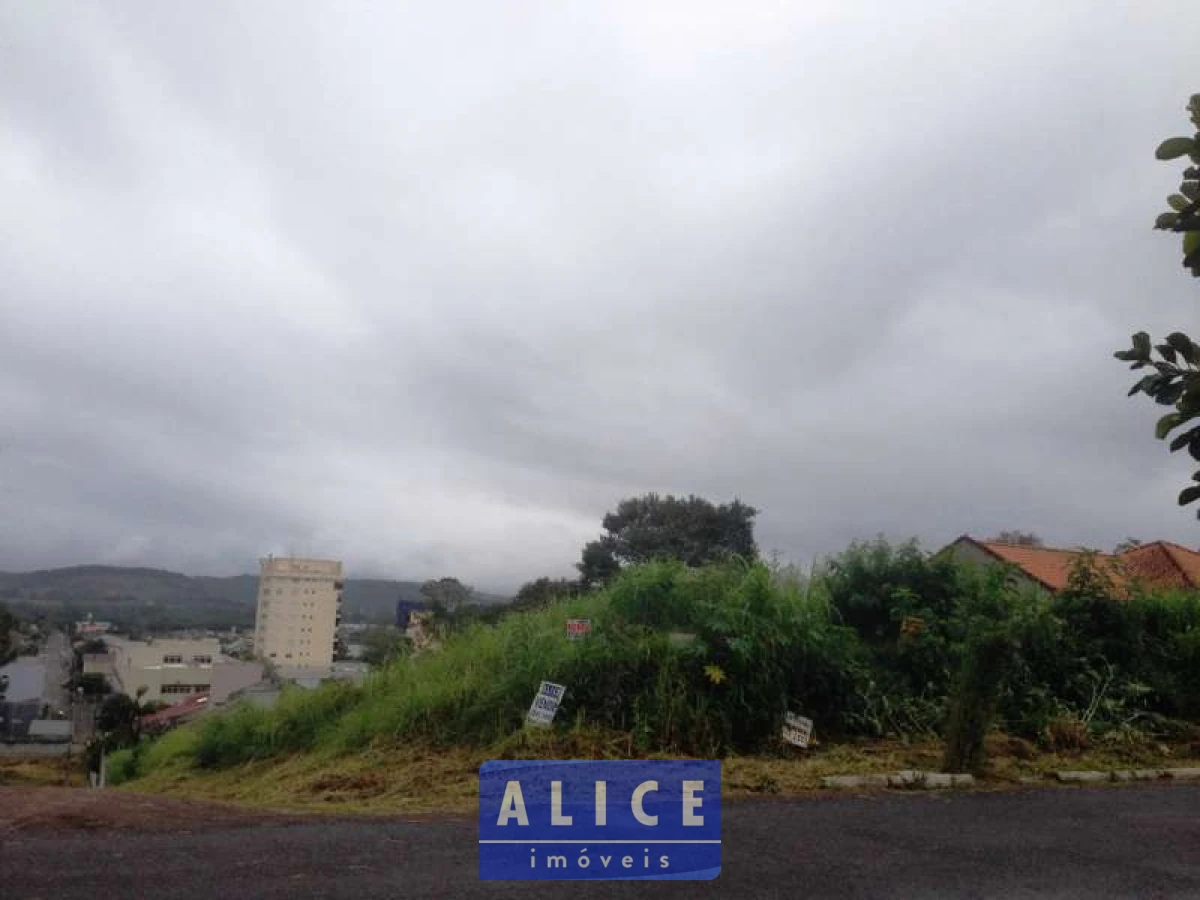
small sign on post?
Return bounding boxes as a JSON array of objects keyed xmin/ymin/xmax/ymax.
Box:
[
  {"xmin": 565, "ymin": 618, "xmax": 592, "ymax": 640},
  {"xmin": 526, "ymin": 681, "xmax": 566, "ymax": 728},
  {"xmin": 781, "ymin": 712, "xmax": 813, "ymax": 748}
]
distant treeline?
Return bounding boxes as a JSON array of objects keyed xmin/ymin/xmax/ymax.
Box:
[{"xmin": 0, "ymin": 566, "xmax": 511, "ymax": 632}]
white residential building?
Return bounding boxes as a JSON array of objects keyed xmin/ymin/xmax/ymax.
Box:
[
  {"xmin": 97, "ymin": 636, "xmax": 264, "ymax": 704},
  {"xmin": 254, "ymin": 556, "xmax": 344, "ymax": 673}
]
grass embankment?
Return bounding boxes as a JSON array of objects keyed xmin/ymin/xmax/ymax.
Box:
[
  {"xmin": 107, "ymin": 552, "xmax": 1200, "ymax": 811},
  {"xmin": 118, "ymin": 727, "xmax": 1200, "ymax": 816},
  {"xmin": 0, "ymin": 755, "xmax": 86, "ymax": 788},
  {"xmin": 112, "ymin": 561, "xmax": 853, "ymax": 783}
]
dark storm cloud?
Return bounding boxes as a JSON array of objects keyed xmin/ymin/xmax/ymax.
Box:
[{"xmin": 2, "ymin": 1, "xmax": 1199, "ymax": 590}]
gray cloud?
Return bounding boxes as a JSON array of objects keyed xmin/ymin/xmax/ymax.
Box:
[{"xmin": 2, "ymin": 2, "xmax": 1199, "ymax": 591}]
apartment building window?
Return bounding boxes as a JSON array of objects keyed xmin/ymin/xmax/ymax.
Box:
[
  {"xmin": 162, "ymin": 654, "xmax": 183, "ymax": 664},
  {"xmin": 192, "ymin": 655, "xmax": 213, "ymax": 665}
]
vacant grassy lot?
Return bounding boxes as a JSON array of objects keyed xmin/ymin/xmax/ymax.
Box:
[
  {"xmin": 0, "ymin": 754, "xmax": 84, "ymax": 788},
  {"xmin": 118, "ymin": 729, "xmax": 1200, "ymax": 817}
]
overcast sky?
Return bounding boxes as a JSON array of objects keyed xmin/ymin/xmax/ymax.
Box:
[{"xmin": 2, "ymin": 2, "xmax": 1199, "ymax": 591}]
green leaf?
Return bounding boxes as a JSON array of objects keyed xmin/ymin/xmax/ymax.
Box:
[
  {"xmin": 1169, "ymin": 425, "xmax": 1200, "ymax": 452},
  {"xmin": 1166, "ymin": 332, "xmax": 1199, "ymax": 364},
  {"xmin": 1186, "ymin": 232, "xmax": 1200, "ymax": 256},
  {"xmin": 1157, "ymin": 343, "xmax": 1179, "ymax": 364},
  {"xmin": 1178, "ymin": 484, "xmax": 1200, "ymax": 506},
  {"xmin": 1133, "ymin": 332, "xmax": 1152, "ymax": 357},
  {"xmin": 1169, "ymin": 194, "xmax": 1191, "ymax": 211},
  {"xmin": 1130, "ymin": 373, "xmax": 1165, "ymax": 396},
  {"xmin": 1181, "ymin": 382, "xmax": 1200, "ymax": 413},
  {"xmin": 1156, "ymin": 413, "xmax": 1182, "ymax": 439},
  {"xmin": 1182, "ymin": 181, "xmax": 1200, "ymax": 201},
  {"xmin": 1186, "ymin": 246, "xmax": 1200, "ymax": 271},
  {"xmin": 1156, "ymin": 381, "xmax": 1186, "ymax": 405},
  {"xmin": 1156, "ymin": 212, "xmax": 1181, "ymax": 230},
  {"xmin": 1156, "ymin": 137, "xmax": 1197, "ymax": 160},
  {"xmin": 1190, "ymin": 435, "xmax": 1200, "ymax": 461}
]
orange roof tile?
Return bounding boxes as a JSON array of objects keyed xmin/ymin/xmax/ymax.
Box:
[
  {"xmin": 1120, "ymin": 541, "xmax": 1200, "ymax": 591},
  {"xmin": 978, "ymin": 542, "xmax": 1120, "ymax": 592},
  {"xmin": 957, "ymin": 537, "xmax": 1200, "ymax": 596},
  {"xmin": 139, "ymin": 693, "xmax": 210, "ymax": 728}
]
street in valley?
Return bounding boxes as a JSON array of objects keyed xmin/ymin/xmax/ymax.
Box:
[{"xmin": 1, "ymin": 783, "xmax": 1197, "ymax": 899}]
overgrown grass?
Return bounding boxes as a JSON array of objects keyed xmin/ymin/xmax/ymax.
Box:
[
  {"xmin": 110, "ymin": 545, "xmax": 1200, "ymax": 787},
  {"xmin": 113, "ymin": 561, "xmax": 857, "ymax": 780}
]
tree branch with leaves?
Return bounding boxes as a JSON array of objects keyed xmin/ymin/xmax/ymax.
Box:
[{"xmin": 1116, "ymin": 94, "xmax": 1200, "ymax": 514}]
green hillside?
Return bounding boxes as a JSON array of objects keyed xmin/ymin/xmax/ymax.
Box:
[{"xmin": 0, "ymin": 565, "xmax": 510, "ymax": 630}]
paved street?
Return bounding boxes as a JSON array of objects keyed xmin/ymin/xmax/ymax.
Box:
[
  {"xmin": 1, "ymin": 784, "xmax": 1197, "ymax": 899},
  {"xmin": 42, "ymin": 631, "xmax": 71, "ymax": 716}
]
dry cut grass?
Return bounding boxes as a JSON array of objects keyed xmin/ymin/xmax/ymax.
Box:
[
  {"xmin": 0, "ymin": 754, "xmax": 86, "ymax": 788},
  {"xmin": 118, "ymin": 729, "xmax": 1200, "ymax": 817}
]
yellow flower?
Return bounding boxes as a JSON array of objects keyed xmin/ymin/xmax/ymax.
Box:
[{"xmin": 704, "ymin": 664, "xmax": 726, "ymax": 685}]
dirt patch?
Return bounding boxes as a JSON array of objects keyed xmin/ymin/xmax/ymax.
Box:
[
  {"xmin": 0, "ymin": 787, "xmax": 299, "ymax": 834},
  {"xmin": 307, "ymin": 770, "xmax": 390, "ymax": 797}
]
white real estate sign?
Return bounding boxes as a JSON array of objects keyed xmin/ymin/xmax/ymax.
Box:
[
  {"xmin": 781, "ymin": 712, "xmax": 814, "ymax": 748},
  {"xmin": 526, "ymin": 681, "xmax": 567, "ymax": 728}
]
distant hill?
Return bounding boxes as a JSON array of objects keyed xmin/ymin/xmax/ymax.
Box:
[{"xmin": 0, "ymin": 565, "xmax": 512, "ymax": 630}]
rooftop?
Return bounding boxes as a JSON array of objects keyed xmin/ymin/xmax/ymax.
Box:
[{"xmin": 949, "ymin": 536, "xmax": 1200, "ymax": 594}]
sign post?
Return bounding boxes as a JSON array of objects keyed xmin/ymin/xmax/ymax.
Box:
[
  {"xmin": 781, "ymin": 712, "xmax": 813, "ymax": 748},
  {"xmin": 565, "ymin": 619, "xmax": 591, "ymax": 641},
  {"xmin": 526, "ymin": 681, "xmax": 566, "ymax": 728}
]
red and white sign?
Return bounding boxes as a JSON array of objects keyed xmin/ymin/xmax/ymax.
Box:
[{"xmin": 565, "ymin": 618, "xmax": 592, "ymax": 640}]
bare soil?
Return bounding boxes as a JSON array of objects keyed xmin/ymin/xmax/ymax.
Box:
[{"xmin": 0, "ymin": 786, "xmax": 297, "ymax": 834}]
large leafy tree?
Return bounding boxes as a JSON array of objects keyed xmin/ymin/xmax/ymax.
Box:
[
  {"xmin": 577, "ymin": 493, "xmax": 758, "ymax": 588},
  {"xmin": 419, "ymin": 577, "xmax": 473, "ymax": 615},
  {"xmin": 0, "ymin": 604, "xmax": 14, "ymax": 661},
  {"xmin": 988, "ymin": 530, "xmax": 1044, "ymax": 547},
  {"xmin": 510, "ymin": 577, "xmax": 581, "ymax": 612},
  {"xmin": 0, "ymin": 604, "xmax": 14, "ymax": 699},
  {"xmin": 1116, "ymin": 94, "xmax": 1200, "ymax": 514}
]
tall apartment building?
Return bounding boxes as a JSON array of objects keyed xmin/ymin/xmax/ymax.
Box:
[{"xmin": 254, "ymin": 556, "xmax": 344, "ymax": 672}]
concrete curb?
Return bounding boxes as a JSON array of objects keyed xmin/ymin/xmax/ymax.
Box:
[
  {"xmin": 1163, "ymin": 767, "xmax": 1200, "ymax": 780},
  {"xmin": 821, "ymin": 771, "xmax": 975, "ymax": 790},
  {"xmin": 1054, "ymin": 771, "xmax": 1109, "ymax": 783},
  {"xmin": 1054, "ymin": 767, "xmax": 1200, "ymax": 783},
  {"xmin": 820, "ymin": 768, "xmax": 1200, "ymax": 791}
]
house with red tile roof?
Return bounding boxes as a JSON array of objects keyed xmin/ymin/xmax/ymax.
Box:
[
  {"xmin": 139, "ymin": 692, "xmax": 210, "ymax": 735},
  {"xmin": 940, "ymin": 536, "xmax": 1200, "ymax": 595}
]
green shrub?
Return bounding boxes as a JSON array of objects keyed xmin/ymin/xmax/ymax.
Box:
[
  {"xmin": 105, "ymin": 747, "xmax": 138, "ymax": 785},
  {"xmin": 138, "ymin": 560, "xmax": 867, "ymax": 771},
  {"xmin": 122, "ymin": 541, "xmax": 1200, "ymax": 780},
  {"xmin": 942, "ymin": 630, "xmax": 1017, "ymax": 773}
]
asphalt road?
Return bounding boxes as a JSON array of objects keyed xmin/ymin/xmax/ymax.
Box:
[
  {"xmin": 43, "ymin": 631, "xmax": 70, "ymax": 715},
  {"xmin": 1, "ymin": 784, "xmax": 1198, "ymax": 899}
]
